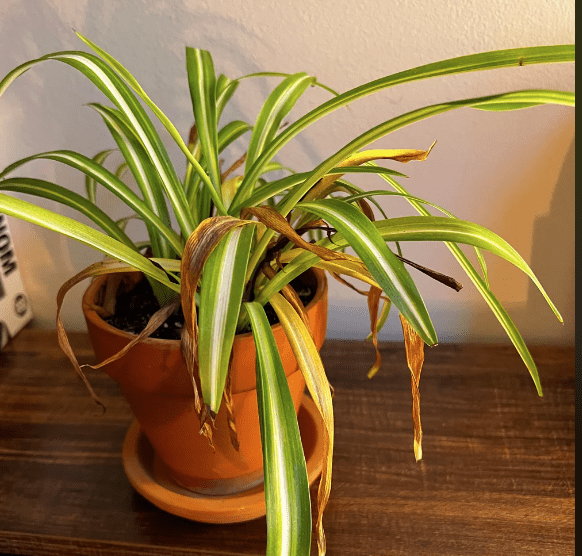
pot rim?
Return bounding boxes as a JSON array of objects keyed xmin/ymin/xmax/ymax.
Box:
[{"xmin": 82, "ymin": 267, "xmax": 327, "ymax": 346}]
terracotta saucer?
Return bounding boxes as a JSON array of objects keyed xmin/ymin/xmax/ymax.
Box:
[{"xmin": 121, "ymin": 394, "xmax": 325, "ymax": 524}]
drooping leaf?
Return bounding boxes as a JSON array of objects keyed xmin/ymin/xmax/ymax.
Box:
[
  {"xmin": 399, "ymin": 314, "xmax": 425, "ymax": 462},
  {"xmin": 268, "ymin": 292, "xmax": 333, "ymax": 556},
  {"xmin": 0, "ymin": 193, "xmax": 179, "ymax": 293},
  {"xmin": 180, "ymin": 216, "xmax": 256, "ymax": 430},
  {"xmin": 366, "ymin": 286, "xmax": 384, "ymax": 379},
  {"xmin": 242, "ymin": 205, "xmax": 352, "ymax": 284},
  {"xmin": 367, "ymin": 295, "xmax": 392, "ymax": 342},
  {"xmin": 297, "ymin": 199, "xmax": 438, "ymax": 346},
  {"xmin": 232, "ymin": 45, "xmax": 574, "ymax": 208},
  {"xmin": 53, "ymin": 258, "xmax": 182, "ymax": 408},
  {"xmin": 244, "ymin": 301, "xmax": 312, "ymax": 556},
  {"xmin": 299, "ymin": 145, "xmax": 435, "ymax": 213}
]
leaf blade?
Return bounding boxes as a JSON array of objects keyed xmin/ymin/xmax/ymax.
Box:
[
  {"xmin": 244, "ymin": 301, "xmax": 312, "ymax": 556},
  {"xmin": 198, "ymin": 225, "xmax": 254, "ymax": 414},
  {"xmin": 297, "ymin": 199, "xmax": 438, "ymax": 346}
]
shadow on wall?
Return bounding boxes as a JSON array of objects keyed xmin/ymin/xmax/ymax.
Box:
[
  {"xmin": 526, "ymin": 135, "xmax": 575, "ymax": 341},
  {"xmin": 464, "ymin": 134, "xmax": 575, "ymax": 345}
]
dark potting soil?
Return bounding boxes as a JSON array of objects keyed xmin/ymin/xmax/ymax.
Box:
[{"xmin": 103, "ymin": 275, "xmax": 315, "ymax": 341}]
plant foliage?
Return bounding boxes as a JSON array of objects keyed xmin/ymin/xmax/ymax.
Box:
[{"xmin": 0, "ymin": 35, "xmax": 574, "ymax": 555}]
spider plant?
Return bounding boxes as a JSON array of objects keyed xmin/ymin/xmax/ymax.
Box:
[{"xmin": 0, "ymin": 33, "xmax": 574, "ymax": 556}]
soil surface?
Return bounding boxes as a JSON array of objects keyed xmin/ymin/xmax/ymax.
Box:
[{"xmin": 104, "ymin": 275, "xmax": 315, "ymax": 340}]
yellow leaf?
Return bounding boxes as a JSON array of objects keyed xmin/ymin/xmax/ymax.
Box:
[{"xmin": 302, "ymin": 144, "xmax": 436, "ymax": 205}]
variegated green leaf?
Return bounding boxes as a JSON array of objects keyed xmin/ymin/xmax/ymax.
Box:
[
  {"xmin": 89, "ymin": 103, "xmax": 174, "ymax": 257},
  {"xmin": 276, "ymin": 90, "xmax": 574, "ymax": 220},
  {"xmin": 297, "ymin": 198, "xmax": 437, "ymax": 346},
  {"xmin": 244, "ymin": 301, "xmax": 311, "ymax": 556},
  {"xmin": 198, "ymin": 225, "xmax": 254, "ymax": 414},
  {"xmin": 0, "ymin": 193, "xmax": 178, "ymax": 293},
  {"xmin": 237, "ymin": 71, "xmax": 340, "ymax": 97},
  {"xmin": 0, "ymin": 149, "xmax": 183, "ymax": 256},
  {"xmin": 184, "ymin": 119, "xmax": 252, "ymax": 210},
  {"xmin": 0, "ymin": 47, "xmax": 197, "ymax": 235},
  {"xmin": 230, "ymin": 166, "xmax": 403, "ymax": 217},
  {"xmin": 186, "ymin": 48, "xmax": 222, "ymax": 195},
  {"xmin": 231, "ymin": 45, "xmax": 574, "ymax": 208},
  {"xmin": 243, "ymin": 89, "xmax": 574, "ymax": 282},
  {"xmin": 245, "ymin": 73, "xmax": 315, "ymax": 176},
  {"xmin": 74, "ymin": 32, "xmax": 227, "ymax": 218},
  {"xmin": 216, "ymin": 73, "xmax": 239, "ymax": 120},
  {"xmin": 0, "ymin": 177, "xmax": 135, "ymax": 249},
  {"xmin": 269, "ymin": 292, "xmax": 334, "ymax": 556},
  {"xmin": 369, "ymin": 171, "xmax": 556, "ymax": 395}
]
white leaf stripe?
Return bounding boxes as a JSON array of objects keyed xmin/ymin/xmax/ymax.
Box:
[
  {"xmin": 273, "ymin": 90, "xmax": 574, "ymax": 224},
  {"xmin": 269, "ymin": 292, "xmax": 333, "ymax": 555},
  {"xmin": 76, "ymin": 33, "xmax": 227, "ymax": 216},
  {"xmin": 373, "ymin": 176, "xmax": 551, "ymax": 394},
  {"xmin": 186, "ymin": 48, "xmax": 221, "ymax": 193},
  {"xmin": 89, "ymin": 104, "xmax": 171, "ymax": 221},
  {"xmin": 208, "ymin": 229, "xmax": 242, "ymax": 409},
  {"xmin": 244, "ymin": 302, "xmax": 311, "ymax": 556},
  {"xmin": 0, "ymin": 48, "xmax": 194, "ymax": 237},
  {"xmin": 89, "ymin": 103, "xmax": 173, "ymax": 258}
]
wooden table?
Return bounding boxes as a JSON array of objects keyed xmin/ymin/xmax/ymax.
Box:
[{"xmin": 0, "ymin": 329, "xmax": 574, "ymax": 555}]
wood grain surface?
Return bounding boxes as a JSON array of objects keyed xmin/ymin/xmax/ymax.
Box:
[{"xmin": 0, "ymin": 329, "xmax": 575, "ymax": 555}]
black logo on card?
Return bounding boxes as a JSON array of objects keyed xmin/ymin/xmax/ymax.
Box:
[{"xmin": 0, "ymin": 215, "xmax": 18, "ymax": 278}]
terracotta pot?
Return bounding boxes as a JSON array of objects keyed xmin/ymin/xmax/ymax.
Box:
[{"xmin": 83, "ymin": 268, "xmax": 327, "ymax": 495}]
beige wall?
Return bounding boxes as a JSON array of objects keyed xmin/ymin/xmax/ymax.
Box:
[{"xmin": 0, "ymin": 0, "xmax": 575, "ymax": 344}]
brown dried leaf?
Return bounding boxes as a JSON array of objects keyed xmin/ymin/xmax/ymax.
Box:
[
  {"xmin": 180, "ymin": 327, "xmax": 214, "ymax": 448},
  {"xmin": 397, "ymin": 254, "xmax": 462, "ymax": 292},
  {"xmin": 56, "ymin": 260, "xmax": 147, "ymax": 410},
  {"xmin": 366, "ymin": 286, "xmax": 383, "ymax": 379},
  {"xmin": 243, "ymin": 205, "xmax": 351, "ymax": 263},
  {"xmin": 357, "ymin": 197, "xmax": 376, "ymax": 222},
  {"xmin": 399, "ymin": 313, "xmax": 425, "ymax": 462},
  {"xmin": 179, "ymin": 216, "xmax": 255, "ymax": 439},
  {"xmin": 188, "ymin": 123, "xmax": 198, "ymax": 149},
  {"xmin": 81, "ymin": 297, "xmax": 181, "ymax": 372}
]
